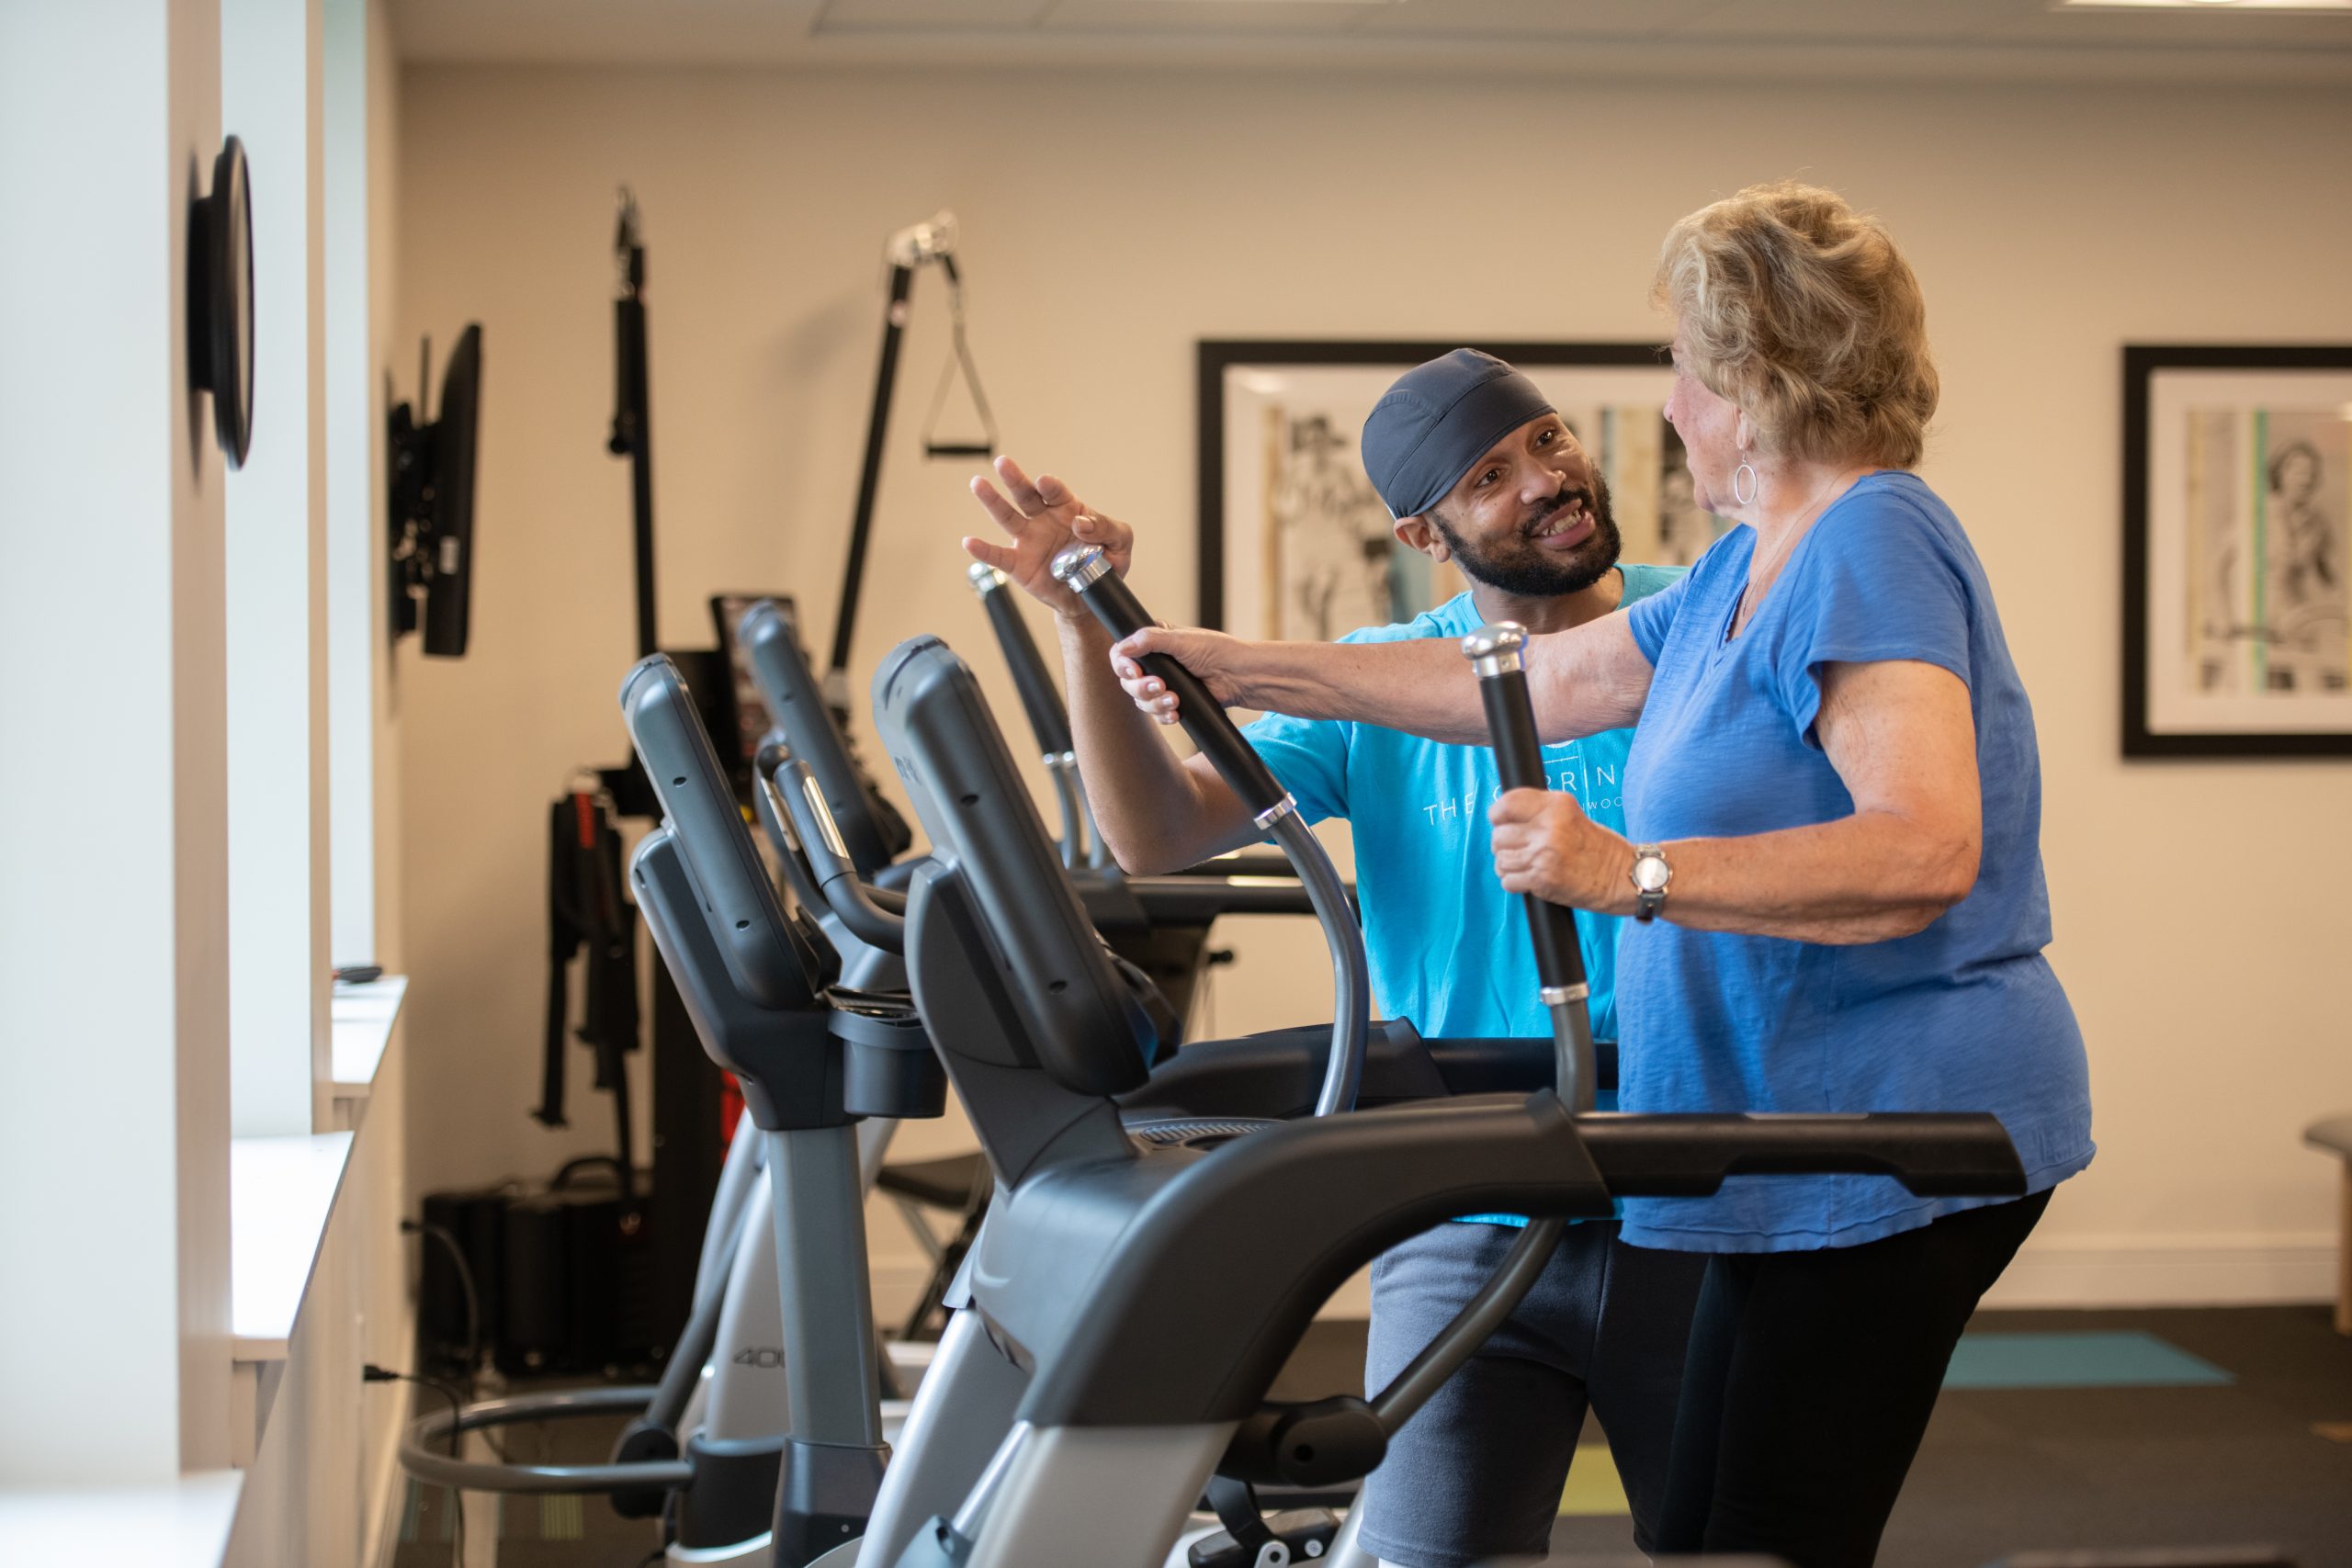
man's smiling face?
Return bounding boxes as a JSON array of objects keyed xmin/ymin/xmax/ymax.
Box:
[{"xmin": 1419, "ymin": 413, "xmax": 1621, "ymax": 598}]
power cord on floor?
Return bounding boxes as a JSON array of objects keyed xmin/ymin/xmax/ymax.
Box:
[
  {"xmin": 367, "ymin": 1364, "xmax": 468, "ymax": 1568},
  {"xmin": 398, "ymin": 1216, "xmax": 511, "ymax": 1460},
  {"xmin": 401, "ymin": 1217, "xmax": 482, "ymax": 1384}
]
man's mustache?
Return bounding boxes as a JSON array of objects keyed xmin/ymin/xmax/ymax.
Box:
[{"xmin": 1525, "ymin": 488, "xmax": 1600, "ymax": 533}]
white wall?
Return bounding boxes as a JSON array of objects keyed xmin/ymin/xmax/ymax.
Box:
[
  {"xmin": 366, "ymin": 0, "xmax": 408, "ymax": 998},
  {"xmin": 224, "ymin": 0, "xmax": 335, "ymax": 1140},
  {"xmin": 0, "ymin": 0, "xmax": 233, "ymax": 1481},
  {"xmin": 359, "ymin": 1, "xmax": 418, "ymax": 1550},
  {"xmin": 395, "ymin": 62, "xmax": 2352, "ymax": 1305},
  {"xmin": 227, "ymin": 9, "xmax": 417, "ymax": 1558},
  {"xmin": 327, "ymin": 0, "xmax": 378, "ymax": 975}
]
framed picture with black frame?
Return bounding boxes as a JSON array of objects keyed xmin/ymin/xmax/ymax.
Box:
[
  {"xmin": 2122, "ymin": 344, "xmax": 2352, "ymax": 758},
  {"xmin": 1197, "ymin": 339, "xmax": 1717, "ymax": 637}
]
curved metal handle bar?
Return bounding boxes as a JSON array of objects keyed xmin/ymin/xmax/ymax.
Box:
[
  {"xmin": 1051, "ymin": 543, "xmax": 1367, "ymax": 1117},
  {"xmin": 741, "ymin": 597, "xmax": 903, "ymax": 876},
  {"xmin": 1047, "ymin": 759, "xmax": 1088, "ymax": 871},
  {"xmin": 753, "ymin": 742, "xmax": 836, "ymax": 919},
  {"xmin": 779, "ymin": 756, "xmax": 907, "ymax": 952},
  {"xmin": 1464, "ymin": 622, "xmax": 1597, "ymax": 1114},
  {"xmin": 399, "ymin": 1386, "xmax": 694, "ymax": 1495},
  {"xmin": 1369, "ymin": 1214, "xmax": 1561, "ymax": 1432},
  {"xmin": 1262, "ymin": 813, "xmax": 1365, "ymax": 1117},
  {"xmin": 1371, "ymin": 622, "xmax": 1600, "ymax": 1433}
]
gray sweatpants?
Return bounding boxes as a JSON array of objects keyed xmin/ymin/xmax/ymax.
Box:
[{"xmin": 1356, "ymin": 1220, "xmax": 1703, "ymax": 1568}]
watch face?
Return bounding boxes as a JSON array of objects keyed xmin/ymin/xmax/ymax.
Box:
[{"xmin": 1634, "ymin": 856, "xmax": 1670, "ymax": 893}]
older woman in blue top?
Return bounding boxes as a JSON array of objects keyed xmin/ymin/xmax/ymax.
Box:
[{"xmin": 1115, "ymin": 181, "xmax": 2095, "ymax": 1568}]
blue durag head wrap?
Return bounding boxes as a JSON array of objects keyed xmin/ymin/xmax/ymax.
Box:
[{"xmin": 1360, "ymin": 349, "xmax": 1555, "ymax": 520}]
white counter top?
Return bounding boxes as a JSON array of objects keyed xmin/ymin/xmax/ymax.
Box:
[
  {"xmin": 329, "ymin": 973, "xmax": 407, "ymax": 1091},
  {"xmin": 0, "ymin": 1472, "xmax": 243, "ymax": 1566},
  {"xmin": 230, "ymin": 1132, "xmax": 355, "ymax": 1359}
]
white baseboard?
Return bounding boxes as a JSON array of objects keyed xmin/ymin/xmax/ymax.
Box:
[
  {"xmin": 1982, "ymin": 1232, "xmax": 2338, "ymax": 1309},
  {"xmin": 360, "ymin": 1349, "xmax": 413, "ymax": 1568}
]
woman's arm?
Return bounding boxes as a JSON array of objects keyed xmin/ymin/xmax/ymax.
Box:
[
  {"xmin": 1490, "ymin": 659, "xmax": 1981, "ymax": 944},
  {"xmin": 1114, "ymin": 612, "xmax": 1655, "ymax": 746}
]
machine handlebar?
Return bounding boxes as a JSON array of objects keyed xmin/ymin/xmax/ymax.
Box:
[
  {"xmin": 1465, "ymin": 623, "xmax": 1596, "ymax": 1113},
  {"xmin": 1051, "ymin": 545, "xmax": 1287, "ymax": 819}
]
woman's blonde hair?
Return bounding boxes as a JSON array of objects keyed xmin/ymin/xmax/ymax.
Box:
[{"xmin": 1652, "ymin": 181, "xmax": 1938, "ymax": 469}]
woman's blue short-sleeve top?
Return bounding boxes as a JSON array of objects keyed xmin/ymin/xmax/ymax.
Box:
[{"xmin": 1615, "ymin": 470, "xmax": 2093, "ymax": 1253}]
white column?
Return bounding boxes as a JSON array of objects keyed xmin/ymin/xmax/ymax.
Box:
[
  {"xmin": 224, "ymin": 0, "xmax": 331, "ymax": 1136},
  {"xmin": 0, "ymin": 0, "xmax": 233, "ymax": 1480},
  {"xmin": 323, "ymin": 0, "xmax": 375, "ymax": 971}
]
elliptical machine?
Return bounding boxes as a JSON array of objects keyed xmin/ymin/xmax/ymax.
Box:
[
  {"xmin": 833, "ymin": 552, "xmax": 2029, "ymax": 1568},
  {"xmin": 401, "ymin": 659, "xmax": 945, "ymax": 1568},
  {"xmin": 609, "ymin": 604, "xmax": 1589, "ymax": 1564},
  {"xmin": 626, "ymin": 655, "xmax": 940, "ymax": 1563},
  {"xmin": 605, "ymin": 553, "xmax": 2018, "ymax": 1566}
]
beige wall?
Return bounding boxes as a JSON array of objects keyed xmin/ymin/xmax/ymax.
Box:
[{"xmin": 397, "ymin": 62, "xmax": 2352, "ymax": 1305}]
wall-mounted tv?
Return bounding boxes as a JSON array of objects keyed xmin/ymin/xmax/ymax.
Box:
[{"xmin": 388, "ymin": 323, "xmax": 483, "ymax": 657}]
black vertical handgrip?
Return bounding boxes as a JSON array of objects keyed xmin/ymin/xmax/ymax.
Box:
[
  {"xmin": 970, "ymin": 566, "xmax": 1075, "ymax": 757},
  {"xmin": 1471, "ymin": 646, "xmax": 1589, "ymax": 1000},
  {"xmin": 1052, "ymin": 547, "xmax": 1288, "ymax": 818}
]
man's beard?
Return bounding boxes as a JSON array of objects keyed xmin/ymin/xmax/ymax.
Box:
[{"xmin": 1430, "ymin": 474, "xmax": 1623, "ymax": 599}]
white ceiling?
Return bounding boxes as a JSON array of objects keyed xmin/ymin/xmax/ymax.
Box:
[{"xmin": 388, "ymin": 0, "xmax": 2352, "ymax": 83}]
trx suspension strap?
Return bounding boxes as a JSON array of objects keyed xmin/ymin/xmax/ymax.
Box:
[
  {"xmin": 607, "ymin": 188, "xmax": 658, "ymax": 661},
  {"xmin": 535, "ymin": 786, "xmax": 643, "ymax": 1200}
]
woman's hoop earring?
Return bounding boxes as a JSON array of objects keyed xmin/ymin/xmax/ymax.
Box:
[{"xmin": 1732, "ymin": 461, "xmax": 1758, "ymax": 507}]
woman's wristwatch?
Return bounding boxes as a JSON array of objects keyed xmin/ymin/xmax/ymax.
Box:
[{"xmin": 1629, "ymin": 843, "xmax": 1672, "ymax": 922}]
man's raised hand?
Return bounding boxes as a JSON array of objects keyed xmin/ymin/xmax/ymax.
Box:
[{"xmin": 965, "ymin": 456, "xmax": 1136, "ymax": 616}]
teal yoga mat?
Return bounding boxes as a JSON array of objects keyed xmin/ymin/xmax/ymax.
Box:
[{"xmin": 1944, "ymin": 1330, "xmax": 2233, "ymax": 1390}]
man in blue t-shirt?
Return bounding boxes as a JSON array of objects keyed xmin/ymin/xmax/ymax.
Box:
[{"xmin": 966, "ymin": 350, "xmax": 1699, "ymax": 1568}]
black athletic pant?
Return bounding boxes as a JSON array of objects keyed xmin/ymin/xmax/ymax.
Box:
[{"xmin": 1655, "ymin": 1190, "xmax": 2052, "ymax": 1568}]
